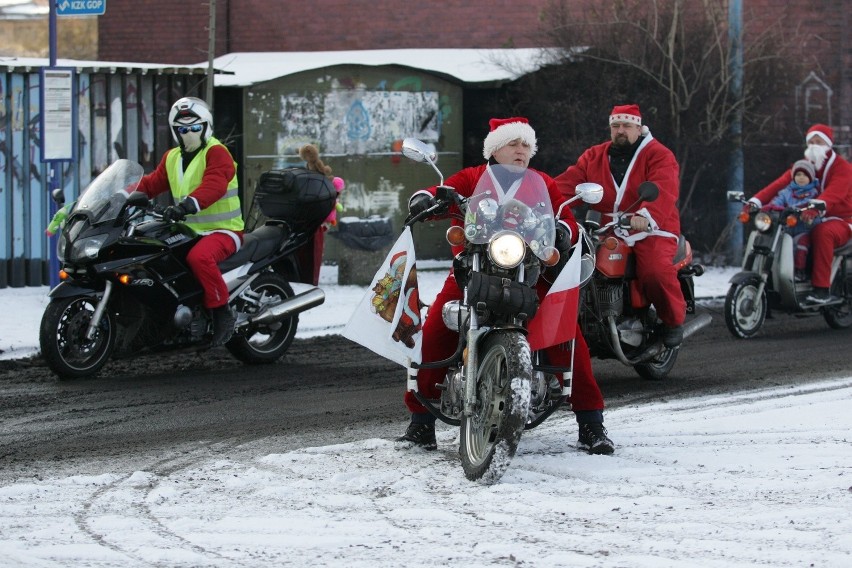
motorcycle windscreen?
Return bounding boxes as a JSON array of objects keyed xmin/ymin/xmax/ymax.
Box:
[
  {"xmin": 74, "ymin": 159, "xmax": 144, "ymax": 223},
  {"xmin": 463, "ymin": 164, "xmax": 555, "ymax": 260}
]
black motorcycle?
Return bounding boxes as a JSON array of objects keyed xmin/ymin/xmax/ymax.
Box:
[{"xmin": 39, "ymin": 159, "xmax": 336, "ymax": 379}]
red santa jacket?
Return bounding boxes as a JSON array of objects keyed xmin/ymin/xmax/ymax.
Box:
[
  {"xmin": 410, "ymin": 163, "xmax": 579, "ymax": 256},
  {"xmin": 554, "ymin": 135, "xmax": 681, "ymax": 240},
  {"xmin": 751, "ymin": 151, "xmax": 852, "ymax": 224},
  {"xmin": 136, "ymin": 144, "xmax": 236, "ymax": 211}
]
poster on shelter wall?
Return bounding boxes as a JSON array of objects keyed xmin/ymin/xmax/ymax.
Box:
[{"xmin": 276, "ymin": 90, "xmax": 440, "ymax": 157}]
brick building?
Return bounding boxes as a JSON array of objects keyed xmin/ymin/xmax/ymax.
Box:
[{"xmin": 96, "ymin": 0, "xmax": 850, "ymax": 149}]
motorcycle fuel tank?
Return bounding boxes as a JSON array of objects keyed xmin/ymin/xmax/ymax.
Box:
[{"xmin": 595, "ymin": 239, "xmax": 631, "ymax": 278}]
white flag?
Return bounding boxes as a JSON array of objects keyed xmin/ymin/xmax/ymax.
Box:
[{"xmin": 342, "ymin": 227, "xmax": 423, "ymax": 367}]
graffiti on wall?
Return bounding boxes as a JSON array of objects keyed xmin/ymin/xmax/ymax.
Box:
[{"xmin": 276, "ymin": 89, "xmax": 441, "ymax": 157}]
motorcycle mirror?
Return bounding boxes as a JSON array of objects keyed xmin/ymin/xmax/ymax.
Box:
[
  {"xmin": 637, "ymin": 181, "xmax": 659, "ymax": 202},
  {"xmin": 575, "ymin": 182, "xmax": 604, "ymax": 204},
  {"xmin": 401, "ymin": 138, "xmax": 437, "ymax": 164},
  {"xmin": 125, "ymin": 191, "xmax": 149, "ymax": 208},
  {"xmin": 727, "ymin": 190, "xmax": 745, "ymax": 202},
  {"xmin": 51, "ymin": 188, "xmax": 65, "ymax": 207}
]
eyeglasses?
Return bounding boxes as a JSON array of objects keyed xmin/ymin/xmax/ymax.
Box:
[{"xmin": 177, "ymin": 124, "xmax": 204, "ymax": 134}]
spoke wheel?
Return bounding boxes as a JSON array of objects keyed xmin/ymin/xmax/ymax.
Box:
[
  {"xmin": 459, "ymin": 332, "xmax": 531, "ymax": 484},
  {"xmin": 635, "ymin": 347, "xmax": 679, "ymax": 381}
]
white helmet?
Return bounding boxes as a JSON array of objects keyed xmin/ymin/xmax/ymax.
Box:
[{"xmin": 168, "ymin": 97, "xmax": 213, "ymax": 147}]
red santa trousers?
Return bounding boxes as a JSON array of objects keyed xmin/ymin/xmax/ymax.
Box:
[
  {"xmin": 186, "ymin": 232, "xmax": 238, "ymax": 309},
  {"xmin": 404, "ymin": 270, "xmax": 605, "ymax": 415},
  {"xmin": 632, "ymin": 236, "xmax": 686, "ymax": 327},
  {"xmin": 809, "ymin": 219, "xmax": 852, "ymax": 288}
]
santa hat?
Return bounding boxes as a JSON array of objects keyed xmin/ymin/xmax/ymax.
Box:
[
  {"xmin": 482, "ymin": 117, "xmax": 537, "ymax": 160},
  {"xmin": 609, "ymin": 104, "xmax": 642, "ymax": 126},
  {"xmin": 791, "ymin": 159, "xmax": 815, "ymax": 182},
  {"xmin": 806, "ymin": 124, "xmax": 833, "ymax": 147}
]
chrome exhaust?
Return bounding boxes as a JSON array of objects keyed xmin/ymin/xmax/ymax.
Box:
[{"xmin": 239, "ymin": 287, "xmax": 326, "ymax": 328}]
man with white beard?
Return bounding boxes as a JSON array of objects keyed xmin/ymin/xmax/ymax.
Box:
[{"xmin": 746, "ymin": 124, "xmax": 852, "ymax": 303}]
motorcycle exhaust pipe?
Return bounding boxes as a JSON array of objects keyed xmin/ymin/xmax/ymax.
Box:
[
  {"xmin": 608, "ymin": 312, "xmax": 713, "ymax": 366},
  {"xmin": 239, "ymin": 287, "xmax": 326, "ymax": 329}
]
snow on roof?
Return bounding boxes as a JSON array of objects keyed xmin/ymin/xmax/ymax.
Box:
[
  {"xmin": 0, "ymin": 55, "xmax": 208, "ymax": 74},
  {"xmin": 209, "ymin": 48, "xmax": 563, "ymax": 88}
]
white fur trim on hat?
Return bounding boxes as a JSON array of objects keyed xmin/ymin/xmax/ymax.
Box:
[
  {"xmin": 609, "ymin": 113, "xmax": 642, "ymax": 126},
  {"xmin": 482, "ymin": 122, "xmax": 538, "ymax": 160},
  {"xmin": 806, "ymin": 130, "xmax": 833, "ymax": 147}
]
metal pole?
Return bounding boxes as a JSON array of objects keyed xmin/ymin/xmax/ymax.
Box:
[
  {"xmin": 727, "ymin": 0, "xmax": 744, "ymax": 265},
  {"xmin": 206, "ymin": 0, "xmax": 216, "ymax": 108},
  {"xmin": 48, "ymin": 2, "xmax": 59, "ymax": 286}
]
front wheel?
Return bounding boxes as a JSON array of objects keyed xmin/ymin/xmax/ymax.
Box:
[
  {"xmin": 724, "ymin": 279, "xmax": 767, "ymax": 338},
  {"xmin": 459, "ymin": 332, "xmax": 531, "ymax": 484},
  {"xmin": 39, "ymin": 296, "xmax": 116, "ymax": 380},
  {"xmin": 226, "ymin": 273, "xmax": 298, "ymax": 363}
]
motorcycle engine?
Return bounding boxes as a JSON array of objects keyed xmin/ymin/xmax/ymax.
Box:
[{"xmin": 596, "ymin": 283, "xmax": 623, "ymax": 318}]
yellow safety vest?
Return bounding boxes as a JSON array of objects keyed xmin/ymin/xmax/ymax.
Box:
[{"xmin": 165, "ymin": 137, "xmax": 244, "ymax": 232}]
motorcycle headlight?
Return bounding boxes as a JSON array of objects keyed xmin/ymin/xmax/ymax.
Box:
[
  {"xmin": 488, "ymin": 231, "xmax": 526, "ymax": 269},
  {"xmin": 70, "ymin": 233, "xmax": 108, "ymax": 261},
  {"xmin": 754, "ymin": 212, "xmax": 772, "ymax": 232}
]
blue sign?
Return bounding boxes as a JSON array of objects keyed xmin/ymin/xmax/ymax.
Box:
[{"xmin": 56, "ymin": 0, "xmax": 106, "ymax": 16}]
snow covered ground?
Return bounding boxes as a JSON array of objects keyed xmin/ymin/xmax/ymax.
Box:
[{"xmin": 1, "ymin": 265, "xmax": 851, "ymax": 567}]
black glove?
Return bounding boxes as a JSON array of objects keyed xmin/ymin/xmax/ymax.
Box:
[
  {"xmin": 162, "ymin": 200, "xmax": 197, "ymax": 223},
  {"xmin": 409, "ymin": 193, "xmax": 437, "ymax": 217},
  {"xmin": 555, "ymin": 223, "xmax": 572, "ymax": 255}
]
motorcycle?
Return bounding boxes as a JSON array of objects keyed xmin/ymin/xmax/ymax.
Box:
[
  {"xmin": 576, "ymin": 182, "xmax": 711, "ymax": 380},
  {"xmin": 400, "ymin": 138, "xmax": 602, "ymax": 483},
  {"xmin": 724, "ymin": 191, "xmax": 852, "ymax": 337},
  {"xmin": 39, "ymin": 159, "xmax": 336, "ymax": 379}
]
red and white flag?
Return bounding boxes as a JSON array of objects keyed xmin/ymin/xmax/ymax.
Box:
[
  {"xmin": 526, "ymin": 243, "xmax": 581, "ymax": 351},
  {"xmin": 342, "ymin": 227, "xmax": 423, "ymax": 368}
]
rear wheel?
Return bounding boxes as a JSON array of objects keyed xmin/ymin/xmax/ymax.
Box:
[
  {"xmin": 635, "ymin": 347, "xmax": 679, "ymax": 381},
  {"xmin": 823, "ymin": 272, "xmax": 852, "ymax": 329},
  {"xmin": 724, "ymin": 279, "xmax": 767, "ymax": 338},
  {"xmin": 459, "ymin": 332, "xmax": 531, "ymax": 484},
  {"xmin": 226, "ymin": 273, "xmax": 298, "ymax": 363},
  {"xmin": 39, "ymin": 296, "xmax": 116, "ymax": 380}
]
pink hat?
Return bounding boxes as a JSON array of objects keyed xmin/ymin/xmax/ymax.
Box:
[
  {"xmin": 806, "ymin": 124, "xmax": 833, "ymax": 147},
  {"xmin": 609, "ymin": 104, "xmax": 642, "ymax": 126},
  {"xmin": 482, "ymin": 117, "xmax": 538, "ymax": 160}
]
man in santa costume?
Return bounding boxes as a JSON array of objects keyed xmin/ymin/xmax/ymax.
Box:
[
  {"xmin": 746, "ymin": 124, "xmax": 852, "ymax": 303},
  {"xmin": 555, "ymin": 104, "xmax": 686, "ymax": 348},
  {"xmin": 396, "ymin": 117, "xmax": 615, "ymax": 456}
]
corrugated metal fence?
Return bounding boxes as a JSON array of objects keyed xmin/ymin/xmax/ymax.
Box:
[{"xmin": 0, "ymin": 60, "xmax": 207, "ymax": 288}]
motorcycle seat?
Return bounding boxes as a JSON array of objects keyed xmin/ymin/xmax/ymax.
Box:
[
  {"xmin": 218, "ymin": 224, "xmax": 288, "ymax": 271},
  {"xmin": 835, "ymin": 239, "xmax": 852, "ymax": 257}
]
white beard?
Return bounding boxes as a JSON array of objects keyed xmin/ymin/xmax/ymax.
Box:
[
  {"xmin": 804, "ymin": 144, "xmax": 829, "ymax": 171},
  {"xmin": 180, "ymin": 131, "xmax": 203, "ymax": 152}
]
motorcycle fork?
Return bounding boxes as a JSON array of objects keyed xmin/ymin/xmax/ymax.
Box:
[
  {"xmin": 463, "ymin": 253, "xmax": 484, "ymax": 417},
  {"xmin": 86, "ymin": 280, "xmax": 113, "ymax": 340}
]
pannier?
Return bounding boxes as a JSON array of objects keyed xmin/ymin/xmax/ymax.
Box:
[{"xmin": 252, "ymin": 168, "xmax": 337, "ymax": 231}]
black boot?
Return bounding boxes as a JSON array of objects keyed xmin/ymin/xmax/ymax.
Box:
[
  {"xmin": 578, "ymin": 422, "xmax": 615, "ymax": 455},
  {"xmin": 660, "ymin": 325, "xmax": 683, "ymax": 348},
  {"xmin": 210, "ymin": 305, "xmax": 236, "ymax": 347},
  {"xmin": 395, "ymin": 416, "xmax": 437, "ymax": 451}
]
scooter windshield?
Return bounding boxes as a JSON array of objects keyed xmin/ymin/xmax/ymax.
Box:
[
  {"xmin": 463, "ymin": 164, "xmax": 556, "ymax": 260},
  {"xmin": 74, "ymin": 159, "xmax": 144, "ymax": 223}
]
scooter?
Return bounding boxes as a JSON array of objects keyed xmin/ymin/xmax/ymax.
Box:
[{"xmin": 724, "ymin": 191, "xmax": 852, "ymax": 337}]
